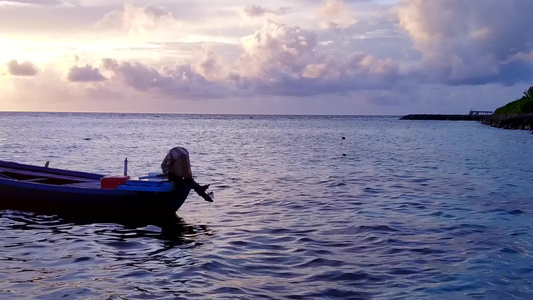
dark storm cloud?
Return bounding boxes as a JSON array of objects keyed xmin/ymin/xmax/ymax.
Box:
[
  {"xmin": 242, "ymin": 5, "xmax": 290, "ymax": 18},
  {"xmin": 398, "ymin": 0, "xmax": 533, "ymax": 86},
  {"xmin": 101, "ymin": 58, "xmax": 225, "ymax": 99},
  {"xmin": 7, "ymin": 60, "xmax": 38, "ymax": 76},
  {"xmin": 67, "ymin": 64, "xmax": 106, "ymax": 82}
]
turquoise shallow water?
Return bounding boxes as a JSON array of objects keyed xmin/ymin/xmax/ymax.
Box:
[{"xmin": 0, "ymin": 113, "xmax": 531, "ymax": 299}]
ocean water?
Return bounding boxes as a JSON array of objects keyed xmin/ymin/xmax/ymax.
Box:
[{"xmin": 0, "ymin": 112, "xmax": 531, "ymax": 299}]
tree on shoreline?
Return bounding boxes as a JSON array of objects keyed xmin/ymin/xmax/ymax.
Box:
[
  {"xmin": 494, "ymin": 85, "xmax": 533, "ymax": 115},
  {"xmin": 524, "ymin": 86, "xmax": 533, "ymax": 100}
]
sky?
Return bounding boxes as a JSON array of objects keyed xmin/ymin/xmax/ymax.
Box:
[{"xmin": 0, "ymin": 0, "xmax": 532, "ymax": 115}]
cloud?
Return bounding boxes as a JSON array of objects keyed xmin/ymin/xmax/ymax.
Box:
[
  {"xmin": 101, "ymin": 58, "xmax": 225, "ymax": 99},
  {"xmin": 318, "ymin": 0, "xmax": 356, "ymax": 29},
  {"xmin": 398, "ymin": 0, "xmax": 533, "ymax": 85},
  {"xmin": 508, "ymin": 50, "xmax": 533, "ymax": 63},
  {"xmin": 96, "ymin": 4, "xmax": 181, "ymax": 36},
  {"xmin": 234, "ymin": 21, "xmax": 399, "ymax": 97},
  {"xmin": 2, "ymin": 0, "xmax": 531, "ymax": 114},
  {"xmin": 89, "ymin": 19, "xmax": 400, "ymax": 102},
  {"xmin": 232, "ymin": 54, "xmax": 398, "ymax": 98},
  {"xmin": 195, "ymin": 49, "xmax": 225, "ymax": 81},
  {"xmin": 241, "ymin": 5, "xmax": 290, "ymax": 18},
  {"xmin": 4, "ymin": 67, "xmax": 80, "ymax": 107},
  {"xmin": 7, "ymin": 60, "xmax": 38, "ymax": 76},
  {"xmin": 68, "ymin": 64, "xmax": 106, "ymax": 82},
  {"xmin": 238, "ymin": 20, "xmax": 317, "ymax": 77}
]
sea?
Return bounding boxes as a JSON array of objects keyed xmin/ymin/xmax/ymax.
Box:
[{"xmin": 0, "ymin": 112, "xmax": 531, "ymax": 299}]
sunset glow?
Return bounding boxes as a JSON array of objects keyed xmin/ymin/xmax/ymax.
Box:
[{"xmin": 1, "ymin": 0, "xmax": 531, "ymax": 114}]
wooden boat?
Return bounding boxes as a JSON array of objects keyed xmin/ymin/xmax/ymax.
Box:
[{"xmin": 0, "ymin": 147, "xmax": 212, "ymax": 219}]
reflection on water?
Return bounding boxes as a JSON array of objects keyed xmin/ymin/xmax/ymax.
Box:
[
  {"xmin": 0, "ymin": 210, "xmax": 211, "ymax": 299},
  {"xmin": 0, "ymin": 209, "xmax": 209, "ymax": 245}
]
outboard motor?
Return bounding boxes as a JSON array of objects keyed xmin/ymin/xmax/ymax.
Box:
[
  {"xmin": 162, "ymin": 147, "xmax": 213, "ymax": 202},
  {"xmin": 161, "ymin": 147, "xmax": 192, "ymax": 179}
]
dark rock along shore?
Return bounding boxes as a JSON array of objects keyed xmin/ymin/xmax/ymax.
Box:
[
  {"xmin": 401, "ymin": 114, "xmax": 533, "ymax": 132},
  {"xmin": 480, "ymin": 114, "xmax": 533, "ymax": 131},
  {"xmin": 400, "ymin": 114, "xmax": 484, "ymax": 121}
]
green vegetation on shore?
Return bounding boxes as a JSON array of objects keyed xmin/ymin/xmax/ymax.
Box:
[{"xmin": 494, "ymin": 86, "xmax": 533, "ymax": 115}]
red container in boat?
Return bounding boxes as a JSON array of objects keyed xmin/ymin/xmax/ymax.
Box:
[{"xmin": 101, "ymin": 176, "xmax": 130, "ymax": 189}]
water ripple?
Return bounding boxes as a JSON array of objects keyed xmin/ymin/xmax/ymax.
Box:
[{"xmin": 0, "ymin": 113, "xmax": 532, "ymax": 299}]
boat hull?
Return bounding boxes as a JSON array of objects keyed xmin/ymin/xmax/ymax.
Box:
[
  {"xmin": 0, "ymin": 161, "xmax": 191, "ymax": 219},
  {"xmin": 0, "ymin": 179, "xmax": 191, "ymax": 219}
]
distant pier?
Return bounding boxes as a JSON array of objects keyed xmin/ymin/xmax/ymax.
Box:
[{"xmin": 469, "ymin": 110, "xmax": 493, "ymax": 116}]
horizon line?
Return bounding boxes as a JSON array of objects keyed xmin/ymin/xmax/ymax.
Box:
[{"xmin": 0, "ymin": 110, "xmax": 409, "ymax": 117}]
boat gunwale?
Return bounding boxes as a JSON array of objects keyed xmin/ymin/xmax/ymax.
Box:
[
  {"xmin": 0, "ymin": 176, "xmax": 159, "ymax": 195},
  {"xmin": 0, "ymin": 160, "xmax": 181, "ymax": 195},
  {"xmin": 0, "ymin": 160, "xmax": 105, "ymax": 180}
]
